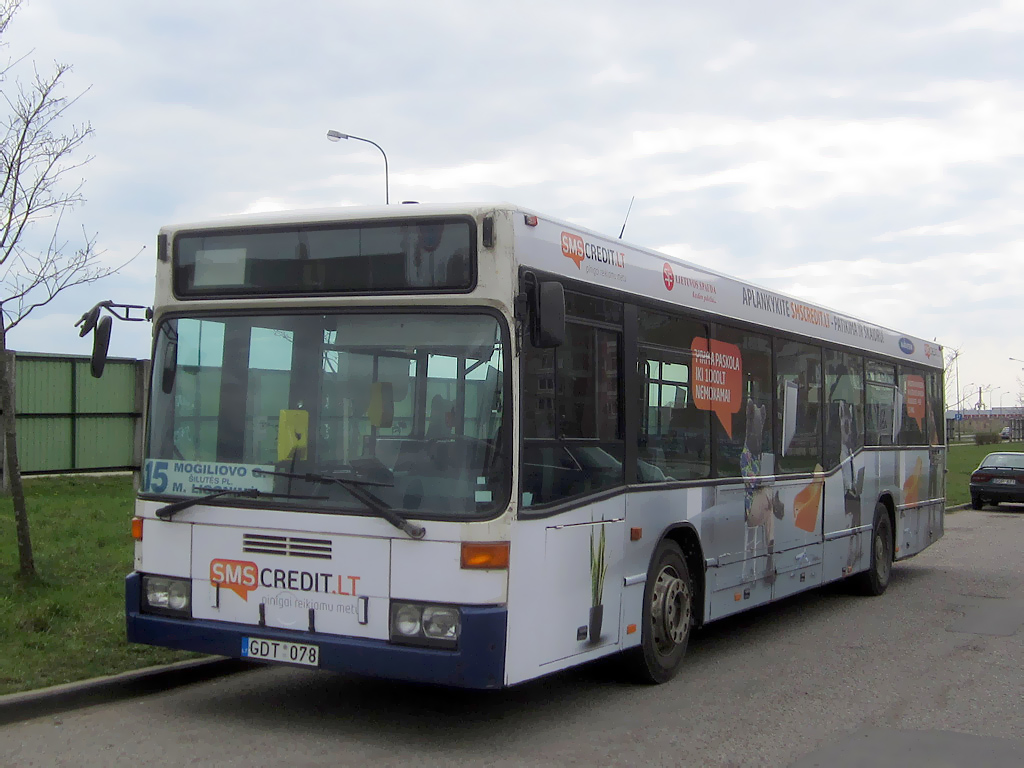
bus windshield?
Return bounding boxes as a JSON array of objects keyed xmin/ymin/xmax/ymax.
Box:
[{"xmin": 144, "ymin": 311, "xmax": 509, "ymax": 520}]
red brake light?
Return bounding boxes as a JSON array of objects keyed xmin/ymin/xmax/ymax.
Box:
[{"xmin": 971, "ymin": 472, "xmax": 991, "ymax": 483}]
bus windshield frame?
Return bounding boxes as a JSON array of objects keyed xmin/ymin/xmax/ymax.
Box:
[{"xmin": 142, "ymin": 307, "xmax": 511, "ymax": 522}]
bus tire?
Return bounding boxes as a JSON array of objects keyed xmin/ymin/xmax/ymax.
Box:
[
  {"xmin": 854, "ymin": 503, "xmax": 893, "ymax": 596},
  {"xmin": 625, "ymin": 539, "xmax": 693, "ymax": 684}
]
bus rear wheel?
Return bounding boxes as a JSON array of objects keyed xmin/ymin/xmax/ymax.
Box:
[
  {"xmin": 626, "ymin": 539, "xmax": 692, "ymax": 684},
  {"xmin": 854, "ymin": 503, "xmax": 893, "ymax": 596}
]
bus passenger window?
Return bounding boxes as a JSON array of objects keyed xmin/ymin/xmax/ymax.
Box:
[
  {"xmin": 713, "ymin": 326, "xmax": 773, "ymax": 478},
  {"xmin": 774, "ymin": 340, "xmax": 823, "ymax": 475},
  {"xmin": 926, "ymin": 372, "xmax": 944, "ymax": 446},
  {"xmin": 823, "ymin": 350, "xmax": 864, "ymax": 473},
  {"xmin": 637, "ymin": 309, "xmax": 710, "ymax": 482},
  {"xmin": 897, "ymin": 367, "xmax": 928, "ymax": 446},
  {"xmin": 865, "ymin": 360, "xmax": 896, "ymax": 446}
]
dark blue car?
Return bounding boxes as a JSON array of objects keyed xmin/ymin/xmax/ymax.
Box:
[{"xmin": 970, "ymin": 452, "xmax": 1024, "ymax": 509}]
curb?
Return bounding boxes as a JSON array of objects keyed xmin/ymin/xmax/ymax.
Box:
[{"xmin": 0, "ymin": 657, "xmax": 252, "ymax": 727}]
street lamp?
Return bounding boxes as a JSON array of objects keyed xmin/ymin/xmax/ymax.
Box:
[
  {"xmin": 960, "ymin": 383, "xmax": 975, "ymax": 409},
  {"xmin": 990, "ymin": 386, "xmax": 1002, "ymax": 410},
  {"xmin": 954, "ymin": 382, "xmax": 974, "ymax": 441},
  {"xmin": 326, "ymin": 129, "xmax": 389, "ymax": 204}
]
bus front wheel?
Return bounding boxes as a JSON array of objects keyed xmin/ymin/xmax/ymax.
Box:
[
  {"xmin": 854, "ymin": 503, "xmax": 893, "ymax": 596},
  {"xmin": 626, "ymin": 539, "xmax": 692, "ymax": 684}
]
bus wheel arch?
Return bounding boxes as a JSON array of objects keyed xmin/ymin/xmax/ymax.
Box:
[
  {"xmin": 625, "ymin": 525, "xmax": 703, "ymax": 684},
  {"xmin": 664, "ymin": 524, "xmax": 705, "ymax": 629},
  {"xmin": 877, "ymin": 493, "xmax": 896, "ymax": 558},
  {"xmin": 854, "ymin": 496, "xmax": 894, "ymax": 596}
]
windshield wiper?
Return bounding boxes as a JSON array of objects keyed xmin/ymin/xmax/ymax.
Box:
[
  {"xmin": 155, "ymin": 486, "xmax": 324, "ymax": 521},
  {"xmin": 253, "ymin": 468, "xmax": 426, "ymax": 540}
]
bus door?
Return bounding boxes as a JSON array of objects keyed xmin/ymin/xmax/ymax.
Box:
[
  {"xmin": 769, "ymin": 340, "xmax": 826, "ymax": 600},
  {"xmin": 508, "ymin": 289, "xmax": 628, "ymax": 683}
]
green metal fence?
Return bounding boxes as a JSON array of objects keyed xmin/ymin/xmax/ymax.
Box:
[{"xmin": 6, "ymin": 352, "xmax": 147, "ymax": 475}]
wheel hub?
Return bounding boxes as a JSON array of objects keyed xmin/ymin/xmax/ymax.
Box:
[
  {"xmin": 875, "ymin": 533, "xmax": 891, "ymax": 582},
  {"xmin": 650, "ymin": 565, "xmax": 691, "ymax": 653}
]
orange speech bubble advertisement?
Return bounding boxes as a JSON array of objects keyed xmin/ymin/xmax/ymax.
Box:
[
  {"xmin": 560, "ymin": 231, "xmax": 585, "ymax": 268},
  {"xmin": 210, "ymin": 558, "xmax": 259, "ymax": 601},
  {"xmin": 691, "ymin": 338, "xmax": 743, "ymax": 438},
  {"xmin": 905, "ymin": 375, "xmax": 925, "ymax": 432}
]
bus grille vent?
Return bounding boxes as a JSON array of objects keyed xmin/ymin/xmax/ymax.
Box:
[{"xmin": 242, "ymin": 534, "xmax": 333, "ymax": 560}]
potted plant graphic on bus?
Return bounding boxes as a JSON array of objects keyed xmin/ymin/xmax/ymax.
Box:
[{"xmin": 589, "ymin": 526, "xmax": 607, "ymax": 643}]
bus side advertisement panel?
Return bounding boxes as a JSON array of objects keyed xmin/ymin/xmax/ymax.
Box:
[{"xmin": 513, "ymin": 215, "xmax": 940, "ymax": 368}]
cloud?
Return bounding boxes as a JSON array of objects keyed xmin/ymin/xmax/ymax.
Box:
[
  {"xmin": 3, "ymin": 0, "xmax": 1024, "ymax": 401},
  {"xmin": 704, "ymin": 40, "xmax": 757, "ymax": 72}
]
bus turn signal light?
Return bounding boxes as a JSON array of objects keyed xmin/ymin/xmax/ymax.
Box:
[
  {"xmin": 131, "ymin": 517, "xmax": 144, "ymax": 540},
  {"xmin": 460, "ymin": 542, "xmax": 510, "ymax": 570}
]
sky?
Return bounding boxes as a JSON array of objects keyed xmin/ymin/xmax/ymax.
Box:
[{"xmin": 4, "ymin": 0, "xmax": 1023, "ymax": 411}]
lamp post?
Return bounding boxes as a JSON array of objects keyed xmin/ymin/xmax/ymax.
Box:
[
  {"xmin": 326, "ymin": 129, "xmax": 389, "ymax": 204},
  {"xmin": 990, "ymin": 386, "xmax": 1002, "ymax": 411},
  {"xmin": 957, "ymin": 383, "xmax": 974, "ymax": 441},
  {"xmin": 960, "ymin": 384, "xmax": 975, "ymax": 410}
]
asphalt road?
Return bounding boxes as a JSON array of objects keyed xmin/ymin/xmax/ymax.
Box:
[{"xmin": 2, "ymin": 508, "xmax": 1023, "ymax": 767}]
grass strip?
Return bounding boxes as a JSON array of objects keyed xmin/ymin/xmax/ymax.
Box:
[{"xmin": 0, "ymin": 475, "xmax": 197, "ymax": 696}]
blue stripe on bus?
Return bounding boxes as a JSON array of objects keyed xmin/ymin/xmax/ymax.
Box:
[{"xmin": 125, "ymin": 573, "xmax": 507, "ymax": 690}]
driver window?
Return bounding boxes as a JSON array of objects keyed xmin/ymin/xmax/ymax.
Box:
[{"xmin": 521, "ymin": 289, "xmax": 623, "ymax": 509}]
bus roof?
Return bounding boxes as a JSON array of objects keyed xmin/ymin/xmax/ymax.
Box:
[{"xmin": 157, "ymin": 202, "xmax": 506, "ymax": 235}]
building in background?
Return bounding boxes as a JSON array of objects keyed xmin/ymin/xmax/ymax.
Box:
[{"xmin": 945, "ymin": 407, "xmax": 1024, "ymax": 442}]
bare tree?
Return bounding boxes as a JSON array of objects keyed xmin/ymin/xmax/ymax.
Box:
[
  {"xmin": 943, "ymin": 346, "xmax": 961, "ymax": 407},
  {"xmin": 1, "ymin": 0, "xmax": 113, "ymax": 579}
]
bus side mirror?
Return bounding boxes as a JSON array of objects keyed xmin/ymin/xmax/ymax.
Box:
[
  {"xmin": 90, "ymin": 315, "xmax": 112, "ymax": 378},
  {"xmin": 532, "ymin": 281, "xmax": 565, "ymax": 348}
]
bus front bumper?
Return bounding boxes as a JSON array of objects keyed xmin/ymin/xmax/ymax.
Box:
[{"xmin": 125, "ymin": 573, "xmax": 507, "ymax": 690}]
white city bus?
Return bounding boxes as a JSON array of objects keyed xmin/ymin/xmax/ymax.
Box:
[{"xmin": 111, "ymin": 203, "xmax": 945, "ymax": 688}]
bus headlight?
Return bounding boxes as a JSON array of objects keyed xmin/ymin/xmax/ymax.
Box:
[
  {"xmin": 393, "ymin": 603, "xmax": 422, "ymax": 636},
  {"xmin": 141, "ymin": 575, "xmax": 192, "ymax": 618},
  {"xmin": 389, "ymin": 601, "xmax": 460, "ymax": 649},
  {"xmin": 422, "ymin": 606, "xmax": 460, "ymax": 641}
]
